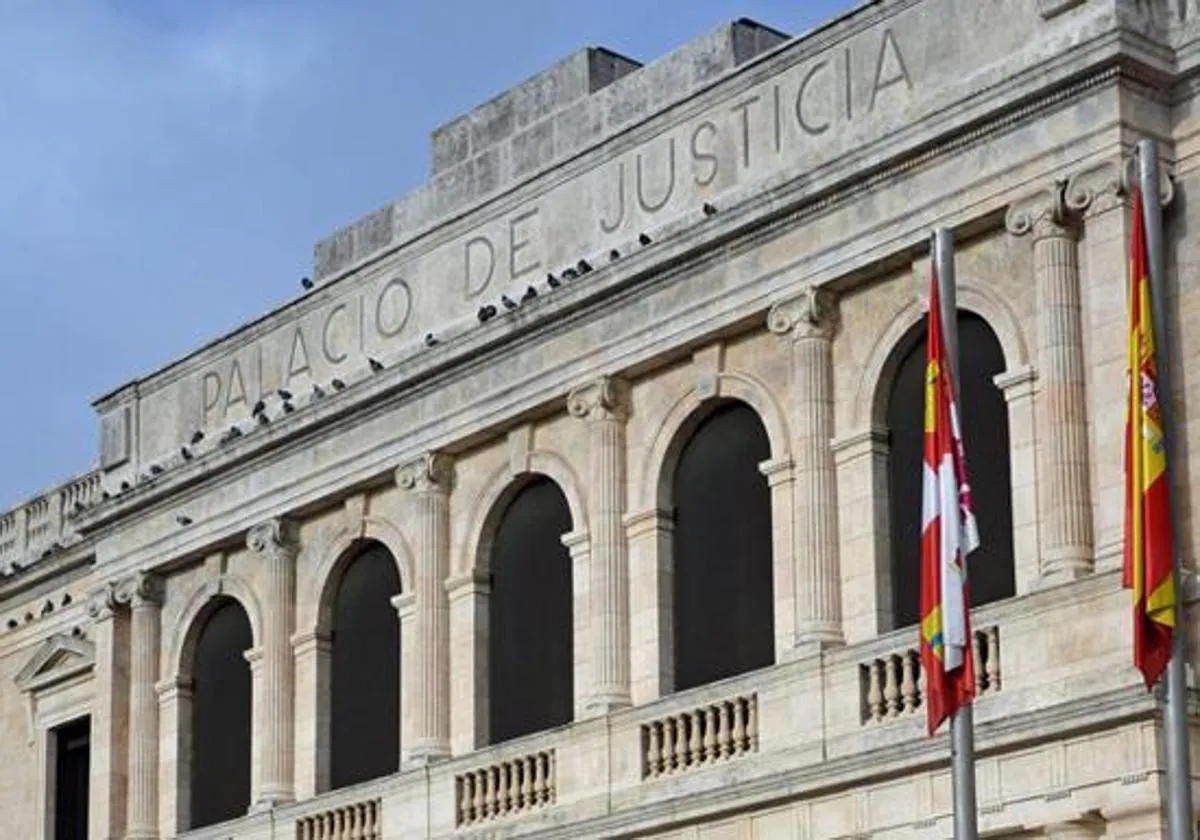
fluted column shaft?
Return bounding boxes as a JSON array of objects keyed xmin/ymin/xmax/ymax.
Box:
[
  {"xmin": 248, "ymin": 519, "xmax": 298, "ymax": 805},
  {"xmin": 1034, "ymin": 217, "xmax": 1094, "ymax": 578},
  {"xmin": 569, "ymin": 377, "xmax": 632, "ymax": 711},
  {"xmin": 397, "ymin": 454, "xmax": 453, "ymax": 763},
  {"xmin": 769, "ymin": 290, "xmax": 844, "ymax": 650},
  {"xmin": 120, "ymin": 575, "xmax": 164, "ymax": 839}
]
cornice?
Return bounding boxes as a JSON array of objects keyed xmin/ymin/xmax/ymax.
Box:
[{"xmin": 69, "ymin": 53, "xmax": 1169, "ymax": 581}]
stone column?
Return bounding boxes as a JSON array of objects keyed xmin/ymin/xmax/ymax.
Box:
[
  {"xmin": 768, "ymin": 288, "xmax": 844, "ymax": 651},
  {"xmin": 568, "ymin": 376, "xmax": 632, "ymax": 713},
  {"xmin": 86, "ymin": 583, "xmax": 129, "ymax": 840},
  {"xmin": 247, "ymin": 518, "xmax": 298, "ymax": 806},
  {"xmin": 117, "ymin": 574, "xmax": 164, "ymax": 839},
  {"xmin": 1064, "ymin": 161, "xmax": 1137, "ymax": 570},
  {"xmin": 397, "ymin": 452, "xmax": 453, "ymax": 764},
  {"xmin": 1007, "ymin": 185, "xmax": 1094, "ymax": 582},
  {"xmin": 155, "ymin": 676, "xmax": 193, "ymax": 836},
  {"xmin": 446, "ymin": 571, "xmax": 490, "ymax": 753}
]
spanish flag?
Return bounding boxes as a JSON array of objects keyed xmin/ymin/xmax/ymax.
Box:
[
  {"xmin": 1123, "ymin": 187, "xmax": 1176, "ymax": 688},
  {"xmin": 919, "ymin": 264, "xmax": 981, "ymax": 736}
]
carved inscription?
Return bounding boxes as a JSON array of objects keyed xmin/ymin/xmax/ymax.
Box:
[
  {"xmin": 189, "ymin": 26, "xmax": 914, "ymax": 431},
  {"xmin": 593, "ymin": 28, "xmax": 910, "ymax": 239},
  {"xmin": 200, "ymin": 276, "xmax": 411, "ymax": 424}
]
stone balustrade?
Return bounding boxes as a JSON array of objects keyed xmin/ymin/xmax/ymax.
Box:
[
  {"xmin": 0, "ymin": 469, "xmax": 101, "ymax": 574},
  {"xmin": 859, "ymin": 626, "xmax": 1001, "ymax": 724},
  {"xmin": 169, "ymin": 577, "xmax": 1135, "ymax": 840},
  {"xmin": 641, "ymin": 694, "xmax": 758, "ymax": 778},
  {"xmin": 455, "ymin": 750, "xmax": 557, "ymax": 826},
  {"xmin": 295, "ymin": 798, "xmax": 381, "ymax": 840}
]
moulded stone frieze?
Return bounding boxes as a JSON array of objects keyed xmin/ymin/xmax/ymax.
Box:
[
  {"xmin": 85, "ymin": 582, "xmax": 119, "ymax": 622},
  {"xmin": 766, "ymin": 287, "xmax": 838, "ymax": 341},
  {"xmin": 567, "ymin": 375, "xmax": 631, "ymax": 422},
  {"xmin": 114, "ymin": 572, "xmax": 164, "ymax": 608},
  {"xmin": 396, "ymin": 452, "xmax": 455, "ymax": 494},
  {"xmin": 1064, "ymin": 159, "xmax": 1128, "ymax": 219},
  {"xmin": 1005, "ymin": 181, "xmax": 1068, "ymax": 240},
  {"xmin": 246, "ymin": 516, "xmax": 299, "ymax": 555},
  {"xmin": 1037, "ymin": 0, "xmax": 1087, "ymax": 19}
]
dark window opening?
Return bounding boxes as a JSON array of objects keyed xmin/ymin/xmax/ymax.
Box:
[
  {"xmin": 887, "ymin": 312, "xmax": 1015, "ymax": 629},
  {"xmin": 331, "ymin": 542, "xmax": 402, "ymax": 789},
  {"xmin": 488, "ymin": 476, "xmax": 574, "ymax": 744},
  {"xmin": 190, "ymin": 598, "xmax": 253, "ymax": 830},
  {"xmin": 672, "ymin": 401, "xmax": 775, "ymax": 692},
  {"xmin": 52, "ymin": 716, "xmax": 89, "ymax": 840}
]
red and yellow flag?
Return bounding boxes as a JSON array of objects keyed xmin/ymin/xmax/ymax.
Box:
[
  {"xmin": 919, "ymin": 264, "xmax": 981, "ymax": 736},
  {"xmin": 1123, "ymin": 187, "xmax": 1176, "ymax": 688}
]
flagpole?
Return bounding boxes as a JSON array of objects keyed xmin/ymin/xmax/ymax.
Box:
[
  {"xmin": 934, "ymin": 227, "xmax": 979, "ymax": 840},
  {"xmin": 1137, "ymin": 139, "xmax": 1194, "ymax": 840}
]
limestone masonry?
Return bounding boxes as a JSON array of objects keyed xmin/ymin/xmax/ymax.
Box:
[{"xmin": 4, "ymin": 1, "xmax": 1200, "ymax": 838}]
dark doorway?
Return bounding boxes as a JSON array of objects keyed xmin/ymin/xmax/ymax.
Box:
[
  {"xmin": 52, "ymin": 716, "xmax": 89, "ymax": 840},
  {"xmin": 190, "ymin": 597, "xmax": 253, "ymax": 830},
  {"xmin": 331, "ymin": 541, "xmax": 402, "ymax": 789},
  {"xmin": 672, "ymin": 401, "xmax": 775, "ymax": 692},
  {"xmin": 887, "ymin": 312, "xmax": 1015, "ymax": 629},
  {"xmin": 488, "ymin": 476, "xmax": 574, "ymax": 744}
]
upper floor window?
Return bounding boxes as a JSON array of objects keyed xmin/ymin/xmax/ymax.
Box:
[{"xmin": 885, "ymin": 312, "xmax": 1014, "ymax": 629}]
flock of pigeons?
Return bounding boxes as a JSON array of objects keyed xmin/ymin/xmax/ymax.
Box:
[{"xmin": 4, "ymin": 200, "xmax": 722, "ymax": 580}]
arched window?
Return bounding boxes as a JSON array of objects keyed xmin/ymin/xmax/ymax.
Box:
[
  {"xmin": 488, "ymin": 476, "xmax": 573, "ymax": 744},
  {"xmin": 886, "ymin": 312, "xmax": 1014, "ymax": 629},
  {"xmin": 190, "ymin": 597, "xmax": 253, "ymax": 830},
  {"xmin": 330, "ymin": 541, "xmax": 401, "ymax": 789},
  {"xmin": 672, "ymin": 400, "xmax": 774, "ymax": 692}
]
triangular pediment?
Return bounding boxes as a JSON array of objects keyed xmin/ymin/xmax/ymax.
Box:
[{"xmin": 14, "ymin": 632, "xmax": 94, "ymax": 694}]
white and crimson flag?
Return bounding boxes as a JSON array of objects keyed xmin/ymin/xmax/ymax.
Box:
[{"xmin": 919, "ymin": 264, "xmax": 981, "ymax": 735}]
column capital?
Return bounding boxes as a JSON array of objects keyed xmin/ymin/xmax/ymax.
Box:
[
  {"xmin": 86, "ymin": 582, "xmax": 119, "ymax": 621},
  {"xmin": 1005, "ymin": 180, "xmax": 1071, "ymax": 240},
  {"xmin": 247, "ymin": 517, "xmax": 298, "ymax": 555},
  {"xmin": 568, "ymin": 375, "xmax": 630, "ymax": 422},
  {"xmin": 114, "ymin": 572, "xmax": 164, "ymax": 609},
  {"xmin": 767, "ymin": 287, "xmax": 838, "ymax": 341},
  {"xmin": 1064, "ymin": 159, "xmax": 1129, "ymax": 219},
  {"xmin": 396, "ymin": 452, "xmax": 454, "ymax": 494}
]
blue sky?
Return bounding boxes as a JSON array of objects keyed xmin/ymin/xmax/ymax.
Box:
[{"xmin": 0, "ymin": 0, "xmax": 855, "ymax": 508}]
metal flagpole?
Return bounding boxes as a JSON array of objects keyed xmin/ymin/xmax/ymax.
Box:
[
  {"xmin": 934, "ymin": 227, "xmax": 980, "ymax": 840},
  {"xmin": 1137, "ymin": 138, "xmax": 1195, "ymax": 840}
]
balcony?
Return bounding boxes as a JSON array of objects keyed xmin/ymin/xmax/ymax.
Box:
[{"xmin": 178, "ymin": 569, "xmax": 1155, "ymax": 839}]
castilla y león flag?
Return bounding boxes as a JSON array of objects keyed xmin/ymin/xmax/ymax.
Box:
[
  {"xmin": 1123, "ymin": 187, "xmax": 1176, "ymax": 689},
  {"xmin": 919, "ymin": 265, "xmax": 981, "ymax": 736}
]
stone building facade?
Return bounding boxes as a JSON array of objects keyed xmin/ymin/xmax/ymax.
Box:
[{"xmin": 2, "ymin": 0, "xmax": 1200, "ymax": 837}]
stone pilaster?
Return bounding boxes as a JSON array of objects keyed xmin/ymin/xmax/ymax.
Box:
[
  {"xmin": 396, "ymin": 453, "xmax": 454, "ymax": 765},
  {"xmin": 768, "ymin": 288, "xmax": 844, "ymax": 651},
  {"xmin": 247, "ymin": 518, "xmax": 298, "ymax": 806},
  {"xmin": 86, "ymin": 583, "xmax": 129, "ymax": 840},
  {"xmin": 568, "ymin": 376, "xmax": 633, "ymax": 712},
  {"xmin": 446, "ymin": 570, "xmax": 490, "ymax": 753},
  {"xmin": 116, "ymin": 574, "xmax": 165, "ymax": 840},
  {"xmin": 1007, "ymin": 184, "xmax": 1094, "ymax": 582}
]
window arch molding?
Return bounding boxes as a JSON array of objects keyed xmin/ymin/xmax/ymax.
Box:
[
  {"xmin": 854, "ymin": 282, "xmax": 1029, "ymax": 431},
  {"xmin": 457, "ymin": 447, "xmax": 589, "ymax": 578},
  {"xmin": 166, "ymin": 575, "xmax": 263, "ymax": 683},
  {"xmin": 634, "ymin": 369, "xmax": 791, "ymax": 515},
  {"xmin": 297, "ymin": 511, "xmax": 414, "ymax": 638}
]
